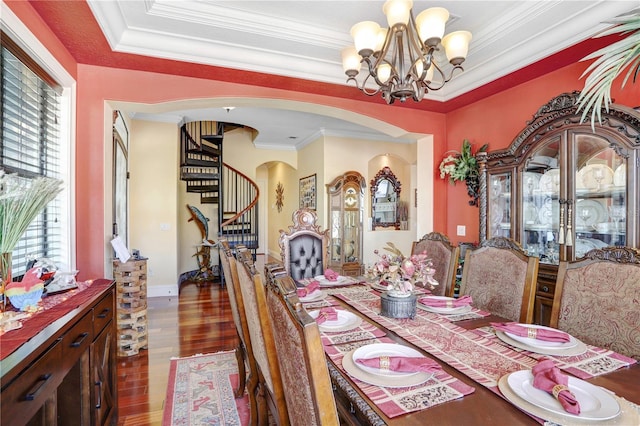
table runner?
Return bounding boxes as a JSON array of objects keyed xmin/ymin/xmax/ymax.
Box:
[
  {"xmin": 324, "ymin": 336, "xmax": 475, "ymax": 418},
  {"xmin": 335, "ymin": 290, "xmax": 537, "ymax": 390},
  {"xmin": 1, "ymin": 280, "xmax": 107, "ymax": 359},
  {"xmin": 473, "ymin": 326, "xmax": 637, "ymax": 379}
]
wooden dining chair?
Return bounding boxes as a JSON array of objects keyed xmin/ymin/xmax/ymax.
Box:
[
  {"xmin": 550, "ymin": 247, "xmax": 640, "ymax": 360},
  {"xmin": 411, "ymin": 232, "xmax": 459, "ymax": 297},
  {"xmin": 460, "ymin": 237, "xmax": 538, "ymax": 323},
  {"xmin": 218, "ymin": 239, "xmax": 261, "ymax": 424},
  {"xmin": 263, "ymin": 271, "xmax": 340, "ymax": 426},
  {"xmin": 235, "ymin": 246, "xmax": 290, "ymax": 425},
  {"xmin": 278, "ymin": 208, "xmax": 329, "ymax": 281}
]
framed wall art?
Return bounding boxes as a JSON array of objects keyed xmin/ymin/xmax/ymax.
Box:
[{"xmin": 299, "ymin": 174, "xmax": 317, "ymax": 210}]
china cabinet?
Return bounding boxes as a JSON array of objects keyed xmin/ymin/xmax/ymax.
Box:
[
  {"xmin": 327, "ymin": 171, "xmax": 366, "ymax": 276},
  {"xmin": 478, "ymin": 92, "xmax": 640, "ymax": 325}
]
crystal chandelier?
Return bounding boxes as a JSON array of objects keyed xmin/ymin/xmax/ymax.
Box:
[{"xmin": 341, "ymin": 0, "xmax": 472, "ymax": 104}]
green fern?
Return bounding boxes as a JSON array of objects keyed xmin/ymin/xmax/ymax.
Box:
[{"xmin": 577, "ymin": 10, "xmax": 640, "ymax": 128}]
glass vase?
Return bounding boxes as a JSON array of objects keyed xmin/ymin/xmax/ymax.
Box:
[{"xmin": 1, "ymin": 252, "xmax": 12, "ymax": 311}]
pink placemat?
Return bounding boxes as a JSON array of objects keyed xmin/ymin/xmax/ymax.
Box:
[
  {"xmin": 325, "ymin": 336, "xmax": 475, "ymax": 419},
  {"xmin": 473, "ymin": 326, "xmax": 637, "ymax": 379}
]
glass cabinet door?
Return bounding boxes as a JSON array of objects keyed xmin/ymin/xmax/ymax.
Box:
[
  {"xmin": 521, "ymin": 135, "xmax": 561, "ymax": 264},
  {"xmin": 488, "ymin": 172, "xmax": 512, "ymax": 239},
  {"xmin": 573, "ymin": 132, "xmax": 627, "ymax": 256}
]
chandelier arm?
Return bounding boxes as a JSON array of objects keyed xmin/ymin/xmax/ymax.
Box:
[{"xmin": 347, "ymin": 73, "xmax": 383, "ymax": 96}]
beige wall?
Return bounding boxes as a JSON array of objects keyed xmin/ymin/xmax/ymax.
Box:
[{"xmin": 129, "ymin": 120, "xmax": 180, "ymax": 293}]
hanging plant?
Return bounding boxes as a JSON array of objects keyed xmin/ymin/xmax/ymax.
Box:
[{"xmin": 439, "ymin": 139, "xmax": 489, "ymax": 207}]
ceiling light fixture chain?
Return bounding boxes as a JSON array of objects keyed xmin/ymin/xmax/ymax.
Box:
[{"xmin": 342, "ymin": 0, "xmax": 472, "ymax": 104}]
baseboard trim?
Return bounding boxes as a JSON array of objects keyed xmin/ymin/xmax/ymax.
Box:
[{"xmin": 148, "ymin": 284, "xmax": 180, "ymax": 298}]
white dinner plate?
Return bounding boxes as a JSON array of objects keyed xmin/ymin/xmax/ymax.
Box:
[
  {"xmin": 352, "ymin": 343, "xmax": 424, "ymax": 378},
  {"xmin": 314, "ymin": 274, "xmax": 352, "ymax": 287},
  {"xmin": 368, "ymin": 281, "xmax": 389, "ymax": 292},
  {"xmin": 342, "ymin": 348, "xmax": 434, "ymax": 388},
  {"xmin": 507, "ymin": 370, "xmax": 620, "ymax": 421},
  {"xmin": 308, "ymin": 309, "xmax": 362, "ymax": 332},
  {"xmin": 613, "ymin": 164, "xmax": 626, "ymax": 187},
  {"xmin": 578, "ymin": 164, "xmax": 614, "ymax": 190},
  {"xmin": 538, "ymin": 169, "xmax": 560, "ymax": 193},
  {"xmin": 537, "ymin": 201, "xmax": 558, "ymax": 226},
  {"xmin": 503, "ymin": 324, "xmax": 578, "ymax": 349},
  {"xmin": 417, "ymin": 296, "xmax": 472, "ymax": 314},
  {"xmin": 298, "ymin": 289, "xmax": 326, "ymax": 303}
]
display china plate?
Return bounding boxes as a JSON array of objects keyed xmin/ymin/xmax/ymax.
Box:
[
  {"xmin": 503, "ymin": 324, "xmax": 578, "ymax": 349},
  {"xmin": 537, "ymin": 201, "xmax": 558, "ymax": 226},
  {"xmin": 417, "ymin": 296, "xmax": 472, "ymax": 314},
  {"xmin": 298, "ymin": 289, "xmax": 326, "ymax": 303},
  {"xmin": 613, "ymin": 164, "xmax": 626, "ymax": 187},
  {"xmin": 352, "ymin": 343, "xmax": 424, "ymax": 378},
  {"xmin": 538, "ymin": 169, "xmax": 560, "ymax": 193},
  {"xmin": 314, "ymin": 275, "xmax": 352, "ymax": 286},
  {"xmin": 578, "ymin": 164, "xmax": 614, "ymax": 190},
  {"xmin": 309, "ymin": 309, "xmax": 361, "ymax": 331},
  {"xmin": 507, "ymin": 370, "xmax": 620, "ymax": 421}
]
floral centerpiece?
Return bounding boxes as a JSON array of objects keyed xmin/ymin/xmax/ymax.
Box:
[
  {"xmin": 439, "ymin": 139, "xmax": 489, "ymax": 207},
  {"xmin": 0, "ymin": 171, "xmax": 63, "ymax": 310},
  {"xmin": 367, "ymin": 242, "xmax": 438, "ymax": 298}
]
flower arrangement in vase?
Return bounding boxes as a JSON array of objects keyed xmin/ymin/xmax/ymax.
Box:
[
  {"xmin": 367, "ymin": 242, "xmax": 438, "ymax": 298},
  {"xmin": 439, "ymin": 139, "xmax": 489, "ymax": 207}
]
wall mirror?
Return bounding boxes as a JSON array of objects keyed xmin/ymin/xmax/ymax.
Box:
[{"xmin": 370, "ymin": 166, "xmax": 401, "ymax": 230}]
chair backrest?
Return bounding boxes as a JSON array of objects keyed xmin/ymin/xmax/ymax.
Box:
[
  {"xmin": 219, "ymin": 239, "xmax": 250, "ymax": 352},
  {"xmin": 279, "ymin": 208, "xmax": 329, "ymax": 281},
  {"xmin": 264, "ymin": 271, "xmax": 339, "ymax": 426},
  {"xmin": 460, "ymin": 237, "xmax": 538, "ymax": 323},
  {"xmin": 235, "ymin": 247, "xmax": 289, "ymax": 424},
  {"xmin": 550, "ymin": 247, "xmax": 640, "ymax": 360},
  {"xmin": 411, "ymin": 232, "xmax": 459, "ymax": 297}
]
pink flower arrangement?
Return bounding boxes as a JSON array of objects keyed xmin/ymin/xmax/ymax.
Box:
[{"xmin": 367, "ymin": 242, "xmax": 438, "ymax": 295}]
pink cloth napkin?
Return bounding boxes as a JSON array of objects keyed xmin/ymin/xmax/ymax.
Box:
[
  {"xmin": 356, "ymin": 356, "xmax": 442, "ymax": 373},
  {"xmin": 491, "ymin": 322, "xmax": 570, "ymax": 343},
  {"xmin": 418, "ymin": 295, "xmax": 473, "ymax": 308},
  {"xmin": 323, "ymin": 268, "xmax": 339, "ymax": 281},
  {"xmin": 315, "ymin": 307, "xmax": 338, "ymax": 324},
  {"xmin": 297, "ymin": 280, "xmax": 320, "ymax": 297},
  {"xmin": 532, "ymin": 359, "xmax": 580, "ymax": 414}
]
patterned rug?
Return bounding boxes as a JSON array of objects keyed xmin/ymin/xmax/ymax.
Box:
[{"xmin": 162, "ymin": 351, "xmax": 250, "ymax": 425}]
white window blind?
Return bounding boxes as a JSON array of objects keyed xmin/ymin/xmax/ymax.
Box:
[{"xmin": 1, "ymin": 37, "xmax": 62, "ymax": 277}]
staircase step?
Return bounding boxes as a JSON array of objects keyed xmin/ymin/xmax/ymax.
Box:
[
  {"xmin": 181, "ymin": 172, "xmax": 220, "ymax": 180},
  {"xmin": 201, "ymin": 196, "xmax": 219, "ymax": 204},
  {"xmin": 202, "ymin": 134, "xmax": 223, "ymax": 143},
  {"xmin": 186, "ymin": 185, "xmax": 218, "ymax": 193},
  {"xmin": 182, "ymin": 158, "xmax": 218, "ymax": 167}
]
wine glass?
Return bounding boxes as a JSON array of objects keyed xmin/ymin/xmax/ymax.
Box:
[
  {"xmin": 593, "ymin": 167, "xmax": 604, "ymax": 191},
  {"xmin": 609, "ymin": 205, "xmax": 626, "ymax": 235},
  {"xmin": 579, "ymin": 208, "xmax": 592, "ymax": 229}
]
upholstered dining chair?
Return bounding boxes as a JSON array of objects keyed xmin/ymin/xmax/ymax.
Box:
[
  {"xmin": 411, "ymin": 232, "xmax": 459, "ymax": 297},
  {"xmin": 279, "ymin": 208, "xmax": 330, "ymax": 281},
  {"xmin": 550, "ymin": 247, "xmax": 640, "ymax": 360},
  {"xmin": 218, "ymin": 239, "xmax": 261, "ymax": 424},
  {"xmin": 459, "ymin": 237, "xmax": 539, "ymax": 323},
  {"xmin": 264, "ymin": 271, "xmax": 340, "ymax": 426},
  {"xmin": 235, "ymin": 246, "xmax": 289, "ymax": 425}
]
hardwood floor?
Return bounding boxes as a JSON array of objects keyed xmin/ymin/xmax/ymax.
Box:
[{"xmin": 116, "ymin": 279, "xmax": 239, "ymax": 426}]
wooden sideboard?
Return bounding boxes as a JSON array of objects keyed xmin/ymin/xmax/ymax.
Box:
[{"xmin": 1, "ymin": 279, "xmax": 117, "ymax": 426}]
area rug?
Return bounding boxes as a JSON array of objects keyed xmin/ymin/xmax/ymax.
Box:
[{"xmin": 163, "ymin": 351, "xmax": 250, "ymax": 425}]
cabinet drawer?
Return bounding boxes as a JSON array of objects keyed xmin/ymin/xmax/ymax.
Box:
[
  {"xmin": 0, "ymin": 342, "xmax": 63, "ymax": 425},
  {"xmin": 93, "ymin": 290, "xmax": 114, "ymax": 336},
  {"xmin": 61, "ymin": 310, "xmax": 93, "ymax": 372}
]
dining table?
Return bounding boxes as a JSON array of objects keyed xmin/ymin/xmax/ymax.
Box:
[{"xmin": 296, "ymin": 277, "xmax": 640, "ymax": 426}]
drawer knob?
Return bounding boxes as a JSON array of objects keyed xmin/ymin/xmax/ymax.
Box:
[
  {"xmin": 70, "ymin": 332, "xmax": 89, "ymax": 348},
  {"xmin": 542, "ymin": 286, "xmax": 549, "ymax": 293},
  {"xmin": 97, "ymin": 308, "xmax": 110, "ymax": 319},
  {"xmin": 25, "ymin": 374, "xmax": 52, "ymax": 401}
]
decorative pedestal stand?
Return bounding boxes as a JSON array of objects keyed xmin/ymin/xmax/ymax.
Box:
[
  {"xmin": 380, "ymin": 292, "xmax": 417, "ymax": 319},
  {"xmin": 113, "ymin": 258, "xmax": 148, "ymax": 356}
]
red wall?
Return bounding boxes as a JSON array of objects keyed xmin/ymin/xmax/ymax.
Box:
[{"xmin": 443, "ymin": 63, "xmax": 640, "ymax": 245}]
